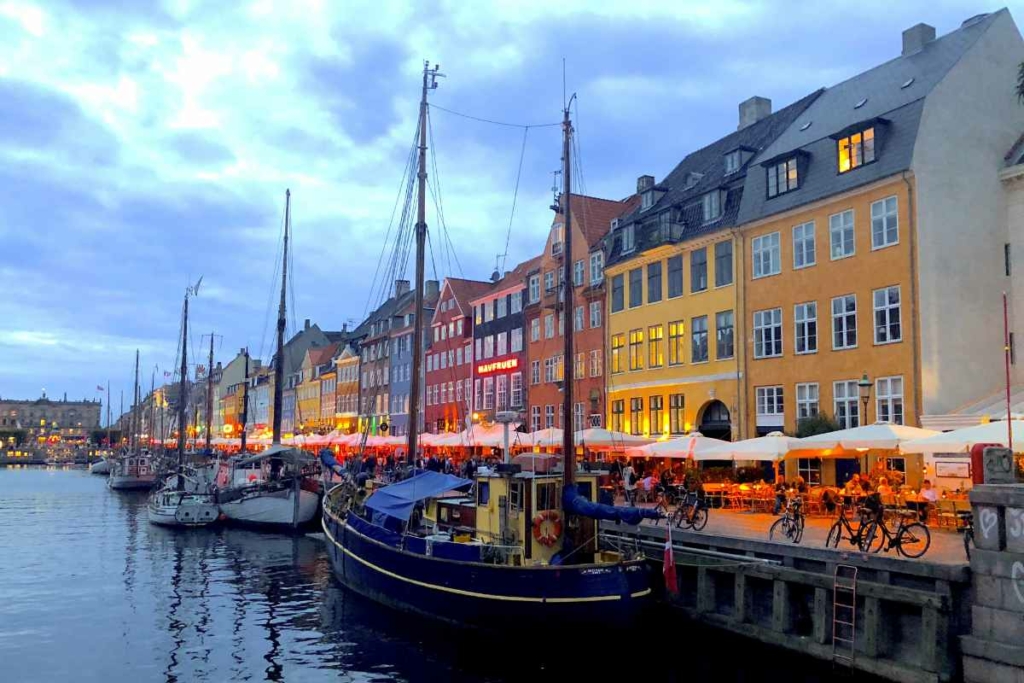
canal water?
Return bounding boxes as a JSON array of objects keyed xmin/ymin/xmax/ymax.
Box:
[{"xmin": 1, "ymin": 467, "xmax": 872, "ymax": 682}]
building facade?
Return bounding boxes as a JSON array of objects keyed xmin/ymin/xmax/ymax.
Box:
[
  {"xmin": 389, "ymin": 289, "xmax": 438, "ymax": 438},
  {"xmin": 334, "ymin": 344, "xmax": 360, "ymax": 434},
  {"xmin": 0, "ymin": 395, "xmax": 101, "ymax": 442}
]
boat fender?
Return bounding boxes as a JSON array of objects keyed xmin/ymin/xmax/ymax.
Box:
[{"xmin": 531, "ymin": 510, "xmax": 562, "ymax": 547}]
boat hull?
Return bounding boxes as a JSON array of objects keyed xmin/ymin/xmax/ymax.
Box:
[
  {"xmin": 89, "ymin": 459, "xmax": 111, "ymax": 475},
  {"xmin": 107, "ymin": 475, "xmax": 157, "ymax": 491},
  {"xmin": 322, "ymin": 508, "xmax": 651, "ymax": 628},
  {"xmin": 220, "ymin": 488, "xmax": 319, "ymax": 529}
]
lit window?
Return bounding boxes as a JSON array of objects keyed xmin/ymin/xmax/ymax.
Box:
[
  {"xmin": 648, "ymin": 325, "xmax": 664, "ymax": 368},
  {"xmin": 668, "ymin": 321, "xmax": 685, "ymax": 365},
  {"xmin": 628, "ymin": 329, "xmax": 644, "ymax": 371},
  {"xmin": 611, "ymin": 334, "xmax": 625, "ymax": 373},
  {"xmin": 837, "ymin": 126, "xmax": 875, "ymax": 173},
  {"xmin": 629, "ymin": 397, "xmax": 644, "ymax": 435},
  {"xmin": 766, "ymin": 158, "xmax": 798, "ymax": 198}
]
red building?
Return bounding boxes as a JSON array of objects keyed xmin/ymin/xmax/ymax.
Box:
[
  {"xmin": 469, "ymin": 257, "xmax": 540, "ymax": 423},
  {"xmin": 424, "ymin": 277, "xmax": 492, "ymax": 433},
  {"xmin": 524, "ymin": 193, "xmax": 636, "ymax": 432}
]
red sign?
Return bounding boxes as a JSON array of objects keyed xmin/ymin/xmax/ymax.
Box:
[{"xmin": 476, "ymin": 358, "xmax": 519, "ymax": 375}]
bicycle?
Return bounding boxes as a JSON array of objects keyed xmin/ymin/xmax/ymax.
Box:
[
  {"xmin": 963, "ymin": 511, "xmax": 974, "ymax": 561},
  {"xmin": 671, "ymin": 490, "xmax": 708, "ymax": 531},
  {"xmin": 769, "ymin": 496, "xmax": 804, "ymax": 543},
  {"xmin": 861, "ymin": 509, "xmax": 932, "ymax": 558},
  {"xmin": 825, "ymin": 503, "xmax": 874, "ymax": 550},
  {"xmin": 651, "ymin": 485, "xmax": 672, "ymax": 523}
]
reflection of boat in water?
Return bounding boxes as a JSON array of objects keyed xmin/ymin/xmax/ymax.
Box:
[{"xmin": 323, "ymin": 66, "xmax": 655, "ymax": 628}]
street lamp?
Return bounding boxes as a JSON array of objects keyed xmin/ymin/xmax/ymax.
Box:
[{"xmin": 858, "ymin": 372, "xmax": 872, "ymax": 425}]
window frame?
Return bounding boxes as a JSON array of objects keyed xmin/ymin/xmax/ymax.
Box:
[
  {"xmin": 714, "ymin": 241, "xmax": 733, "ymax": 287},
  {"xmin": 715, "ymin": 310, "xmax": 734, "ymax": 360},
  {"xmin": 766, "ymin": 157, "xmax": 799, "ymax": 198},
  {"xmin": 648, "ymin": 324, "xmax": 664, "ymax": 368},
  {"xmin": 831, "ymin": 294, "xmax": 858, "ymax": 350},
  {"xmin": 837, "ymin": 126, "xmax": 876, "ymax": 174},
  {"xmin": 589, "ymin": 251, "xmax": 604, "ymax": 284},
  {"xmin": 833, "ymin": 380, "xmax": 861, "ymax": 429},
  {"xmin": 796, "ymin": 382, "xmax": 819, "ymax": 420},
  {"xmin": 691, "ymin": 247, "xmax": 708, "ymax": 293},
  {"xmin": 829, "ymin": 209, "xmax": 855, "ymax": 260},
  {"xmin": 628, "ymin": 328, "xmax": 644, "ymax": 371},
  {"xmin": 647, "ymin": 261, "xmax": 663, "ymax": 304},
  {"xmin": 691, "ymin": 315, "xmax": 709, "ymax": 363},
  {"xmin": 792, "ymin": 221, "xmax": 816, "ymax": 269},
  {"xmin": 794, "ymin": 301, "xmax": 818, "ymax": 355},
  {"xmin": 668, "ymin": 320, "xmax": 685, "ymax": 366},
  {"xmin": 876, "ymin": 376, "xmax": 904, "ymax": 425},
  {"xmin": 870, "ymin": 196, "xmax": 899, "ymax": 250},
  {"xmin": 628, "ymin": 268, "xmax": 643, "ymax": 308},
  {"xmin": 752, "ymin": 308, "xmax": 783, "ymax": 359},
  {"xmin": 873, "ymin": 285, "xmax": 902, "ymax": 345},
  {"xmin": 752, "ymin": 232, "xmax": 781, "ymax": 279},
  {"xmin": 611, "ymin": 274, "xmax": 624, "ymax": 312},
  {"xmin": 667, "ymin": 255, "xmax": 684, "ymax": 298}
]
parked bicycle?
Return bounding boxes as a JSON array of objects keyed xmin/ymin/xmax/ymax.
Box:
[
  {"xmin": 769, "ymin": 496, "xmax": 804, "ymax": 544},
  {"xmin": 861, "ymin": 509, "xmax": 932, "ymax": 558},
  {"xmin": 671, "ymin": 490, "xmax": 708, "ymax": 531},
  {"xmin": 825, "ymin": 503, "xmax": 875, "ymax": 550}
]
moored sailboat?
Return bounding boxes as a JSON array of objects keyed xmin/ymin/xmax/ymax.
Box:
[
  {"xmin": 109, "ymin": 351, "xmax": 159, "ymax": 491},
  {"xmin": 322, "ymin": 63, "xmax": 658, "ymax": 627}
]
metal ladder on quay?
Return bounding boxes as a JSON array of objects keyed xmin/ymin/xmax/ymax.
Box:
[{"xmin": 832, "ymin": 564, "xmax": 858, "ymax": 667}]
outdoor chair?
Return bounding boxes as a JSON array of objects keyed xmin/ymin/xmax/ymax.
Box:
[
  {"xmin": 952, "ymin": 500, "xmax": 972, "ymax": 529},
  {"xmin": 935, "ymin": 499, "xmax": 958, "ymax": 529}
]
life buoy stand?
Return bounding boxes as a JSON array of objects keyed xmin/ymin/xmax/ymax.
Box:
[{"xmin": 532, "ymin": 510, "xmax": 562, "ymax": 547}]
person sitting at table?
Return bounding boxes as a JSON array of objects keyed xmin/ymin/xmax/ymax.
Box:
[
  {"xmin": 917, "ymin": 479, "xmax": 939, "ymax": 523},
  {"xmin": 795, "ymin": 476, "xmax": 808, "ymax": 494},
  {"xmin": 860, "ymin": 475, "xmax": 874, "ymax": 493},
  {"xmin": 876, "ymin": 476, "xmax": 892, "ymax": 496},
  {"xmin": 659, "ymin": 467, "xmax": 674, "ymax": 491},
  {"xmin": 844, "ymin": 474, "xmax": 862, "ymax": 494},
  {"xmin": 773, "ymin": 475, "xmax": 788, "ymax": 515}
]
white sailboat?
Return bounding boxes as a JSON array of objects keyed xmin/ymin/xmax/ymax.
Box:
[
  {"xmin": 89, "ymin": 458, "xmax": 111, "ymax": 475},
  {"xmin": 109, "ymin": 352, "xmax": 159, "ymax": 491},
  {"xmin": 217, "ymin": 190, "xmax": 320, "ymax": 530}
]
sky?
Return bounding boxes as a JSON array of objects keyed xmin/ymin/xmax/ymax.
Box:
[{"xmin": 0, "ymin": 0, "xmax": 1017, "ymax": 416}]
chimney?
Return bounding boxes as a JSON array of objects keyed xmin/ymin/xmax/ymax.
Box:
[
  {"xmin": 304, "ymin": 318, "xmax": 311, "ymax": 331},
  {"xmin": 902, "ymin": 23, "xmax": 936, "ymax": 56},
  {"xmin": 395, "ymin": 279, "xmax": 410, "ymax": 297},
  {"xmin": 425, "ymin": 279, "xmax": 440, "ymax": 300},
  {"xmin": 738, "ymin": 96, "xmax": 772, "ymax": 130},
  {"xmin": 636, "ymin": 175, "xmax": 654, "ymax": 194}
]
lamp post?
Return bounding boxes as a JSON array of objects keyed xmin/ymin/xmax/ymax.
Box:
[{"xmin": 858, "ymin": 373, "xmax": 872, "ymax": 426}]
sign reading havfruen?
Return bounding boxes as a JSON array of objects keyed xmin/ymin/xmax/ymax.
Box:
[{"xmin": 475, "ymin": 358, "xmax": 519, "ymax": 375}]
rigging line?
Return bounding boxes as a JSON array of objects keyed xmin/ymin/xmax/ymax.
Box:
[
  {"xmin": 426, "ymin": 114, "xmax": 462, "ymax": 279},
  {"xmin": 430, "ymin": 103, "xmax": 560, "ymax": 129},
  {"xmin": 500, "ymin": 126, "xmax": 529, "ymax": 274},
  {"xmin": 259, "ymin": 197, "xmax": 288, "ymax": 364}
]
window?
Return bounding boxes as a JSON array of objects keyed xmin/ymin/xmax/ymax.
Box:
[
  {"xmin": 876, "ymin": 376, "xmax": 904, "ymax": 425},
  {"xmin": 690, "ymin": 247, "xmax": 707, "ymax": 292},
  {"xmin": 871, "ymin": 196, "xmax": 898, "ymax": 249},
  {"xmin": 511, "ymin": 327, "xmax": 523, "ymax": 353},
  {"xmin": 611, "ymin": 274, "xmax": 624, "ymax": 312},
  {"xmin": 715, "ymin": 241, "xmax": 733, "ymax": 287},
  {"xmin": 649, "ymin": 395, "xmax": 664, "ymax": 435},
  {"xmin": 628, "ymin": 268, "xmax": 642, "ymax": 308},
  {"xmin": 668, "ymin": 320, "xmax": 685, "ymax": 365},
  {"xmin": 628, "ymin": 329, "xmax": 644, "ymax": 371},
  {"xmin": 531, "ymin": 405, "xmax": 541, "ymax": 432},
  {"xmin": 551, "ymin": 224, "xmax": 564, "ymax": 255},
  {"xmin": 495, "ymin": 332, "xmax": 507, "ymax": 356},
  {"xmin": 465, "ymin": 343, "xmax": 473, "ymax": 364},
  {"xmin": 833, "ymin": 380, "xmax": 860, "ymax": 428},
  {"xmin": 796, "ymin": 383, "xmax": 819, "ymax": 420},
  {"xmin": 589, "ymin": 349, "xmax": 602, "ymax": 377},
  {"xmin": 622, "ymin": 225, "xmax": 635, "ymax": 253},
  {"xmin": 544, "ymin": 270, "xmax": 555, "ymax": 292},
  {"xmin": 510, "ymin": 292, "xmax": 522, "ymax": 314},
  {"xmin": 496, "ymin": 296, "xmax": 507, "ymax": 318},
  {"xmin": 574, "ymin": 402, "xmax": 585, "ymax": 432},
  {"xmin": 753, "ymin": 308, "xmax": 783, "ymax": 358},
  {"xmin": 794, "ymin": 302, "xmax": 817, "ymax": 354},
  {"xmin": 574, "ymin": 306, "xmax": 584, "ymax": 332},
  {"xmin": 831, "ymin": 294, "xmax": 857, "ymax": 350},
  {"xmin": 885, "ymin": 457, "xmax": 906, "ymax": 475},
  {"xmin": 756, "ymin": 386, "xmax": 784, "ymax": 416},
  {"xmin": 483, "ymin": 377, "xmax": 494, "ymax": 409},
  {"xmin": 544, "ymin": 357, "xmax": 556, "ymax": 383},
  {"xmin": 648, "ymin": 325, "xmax": 664, "ymax": 367},
  {"xmin": 667, "ymin": 255, "xmax": 683, "ymax": 298},
  {"xmin": 575, "ymin": 352, "xmax": 586, "ymax": 379},
  {"xmin": 531, "ymin": 360, "xmax": 540, "ymax": 385},
  {"xmin": 647, "ymin": 262, "xmax": 662, "ymax": 303},
  {"xmin": 829, "ymin": 209, "xmax": 855, "ymax": 259},
  {"xmin": 484, "ymin": 301, "xmax": 494, "ymax": 322},
  {"xmin": 611, "ymin": 334, "xmax": 625, "ymax": 373},
  {"xmin": 484, "ymin": 335, "xmax": 494, "ymax": 358},
  {"xmin": 589, "ymin": 301, "xmax": 601, "ymax": 328},
  {"xmin": 724, "ymin": 150, "xmax": 741, "ymax": 174},
  {"xmin": 792, "ymin": 221, "xmax": 815, "ymax": 269},
  {"xmin": 629, "ymin": 397, "xmax": 643, "ymax": 435},
  {"xmin": 837, "ymin": 126, "xmax": 875, "ymax": 173},
  {"xmin": 456, "ymin": 380, "xmax": 463, "ymax": 402},
  {"xmin": 457, "ymin": 318, "xmax": 464, "ymax": 335},
  {"xmin": 496, "ymin": 375, "xmax": 508, "ymax": 410},
  {"xmin": 545, "ymin": 405, "xmax": 555, "ymax": 429},
  {"xmin": 873, "ymin": 286, "xmax": 901, "ymax": 344},
  {"xmin": 702, "ymin": 190, "xmax": 722, "ymax": 223},
  {"xmin": 752, "ymin": 232, "xmax": 781, "ymax": 278},
  {"xmin": 544, "ymin": 314, "xmax": 554, "ymax": 339},
  {"xmin": 797, "ymin": 458, "xmax": 821, "ymax": 486},
  {"xmin": 716, "ymin": 310, "xmax": 734, "ymax": 359},
  {"xmin": 611, "ymin": 400, "xmax": 624, "ymax": 432},
  {"xmin": 474, "ymin": 379, "xmax": 482, "ymax": 410},
  {"xmin": 669, "ymin": 394, "xmax": 685, "ymax": 435},
  {"xmin": 440, "ymin": 352, "xmax": 447, "ymax": 370},
  {"xmin": 558, "ymin": 311, "xmax": 564, "ymax": 336},
  {"xmin": 529, "ymin": 275, "xmax": 540, "ymax": 303},
  {"xmin": 691, "ymin": 316, "xmax": 708, "ymax": 363},
  {"xmin": 573, "ymin": 260, "xmax": 585, "ymax": 287},
  {"xmin": 766, "ymin": 157, "xmax": 798, "ymax": 198},
  {"xmin": 530, "ymin": 318, "xmax": 540, "ymax": 342}
]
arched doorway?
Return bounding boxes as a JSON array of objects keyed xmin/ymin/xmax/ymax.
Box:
[{"xmin": 698, "ymin": 400, "xmax": 732, "ymax": 441}]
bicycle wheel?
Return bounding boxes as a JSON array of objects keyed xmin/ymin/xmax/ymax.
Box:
[
  {"xmin": 964, "ymin": 529, "xmax": 973, "ymax": 561},
  {"xmin": 690, "ymin": 507, "xmax": 708, "ymax": 531},
  {"xmin": 826, "ymin": 522, "xmax": 844, "ymax": 548},
  {"xmin": 673, "ymin": 505, "xmax": 692, "ymax": 529},
  {"xmin": 897, "ymin": 522, "xmax": 932, "ymax": 559},
  {"xmin": 792, "ymin": 521, "xmax": 804, "ymax": 544},
  {"xmin": 769, "ymin": 517, "xmax": 787, "ymax": 541},
  {"xmin": 860, "ymin": 522, "xmax": 884, "ymax": 553}
]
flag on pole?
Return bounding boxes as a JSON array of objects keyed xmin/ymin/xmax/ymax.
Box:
[
  {"xmin": 96, "ymin": 385, "xmax": 104, "ymax": 392},
  {"xmin": 663, "ymin": 522, "xmax": 678, "ymax": 595},
  {"xmin": 164, "ymin": 371, "xmax": 172, "ymax": 378}
]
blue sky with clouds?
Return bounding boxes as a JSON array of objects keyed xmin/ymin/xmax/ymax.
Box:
[{"xmin": 0, "ymin": 0, "xmax": 1016, "ymax": 413}]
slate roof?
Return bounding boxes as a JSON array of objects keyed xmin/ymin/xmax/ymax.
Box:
[
  {"xmin": 431, "ymin": 277, "xmax": 491, "ymax": 324},
  {"xmin": 606, "ymin": 89, "xmax": 822, "ymax": 267},
  {"xmin": 737, "ymin": 11, "xmax": 1002, "ymax": 224}
]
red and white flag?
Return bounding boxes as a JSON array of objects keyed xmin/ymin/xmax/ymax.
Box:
[{"xmin": 663, "ymin": 522, "xmax": 678, "ymax": 595}]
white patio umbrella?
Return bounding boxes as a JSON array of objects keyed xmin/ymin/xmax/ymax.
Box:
[
  {"xmin": 791, "ymin": 422, "xmax": 938, "ymax": 451},
  {"xmin": 699, "ymin": 431, "xmax": 799, "ymax": 462},
  {"xmin": 899, "ymin": 419, "xmax": 1024, "ymax": 454},
  {"xmin": 574, "ymin": 428, "xmax": 654, "ymax": 450},
  {"xmin": 527, "ymin": 427, "xmax": 563, "ymax": 448},
  {"xmin": 626, "ymin": 432, "xmax": 728, "ymax": 459}
]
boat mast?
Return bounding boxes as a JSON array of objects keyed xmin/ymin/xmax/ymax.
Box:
[
  {"xmin": 205, "ymin": 333, "xmax": 214, "ymax": 451},
  {"xmin": 119, "ymin": 390, "xmax": 123, "ymax": 447},
  {"xmin": 131, "ymin": 350, "xmax": 140, "ymax": 452},
  {"xmin": 272, "ymin": 190, "xmax": 290, "ymax": 445},
  {"xmin": 560, "ymin": 103, "xmax": 575, "ymax": 489},
  {"xmin": 240, "ymin": 349, "xmax": 249, "ymax": 452},
  {"xmin": 177, "ymin": 293, "xmax": 189, "ymax": 491},
  {"xmin": 105, "ymin": 382, "xmax": 111, "ymax": 449},
  {"xmin": 149, "ymin": 369, "xmax": 155, "ymax": 451},
  {"xmin": 407, "ymin": 61, "xmax": 441, "ymax": 468}
]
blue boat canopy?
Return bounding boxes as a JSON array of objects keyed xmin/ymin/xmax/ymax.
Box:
[
  {"xmin": 364, "ymin": 471, "xmax": 473, "ymax": 522},
  {"xmin": 562, "ymin": 484, "xmax": 662, "ymax": 525}
]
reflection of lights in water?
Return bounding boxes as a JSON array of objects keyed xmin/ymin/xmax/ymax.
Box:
[{"xmin": 164, "ymin": 543, "xmax": 185, "ymax": 683}]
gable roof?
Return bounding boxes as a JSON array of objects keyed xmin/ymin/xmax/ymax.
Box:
[
  {"xmin": 306, "ymin": 342, "xmax": 339, "ymax": 369},
  {"xmin": 738, "ymin": 11, "xmax": 1002, "ymax": 224},
  {"xmin": 569, "ymin": 193, "xmax": 638, "ymax": 247},
  {"xmin": 470, "ymin": 255, "xmax": 543, "ymax": 304},
  {"xmin": 430, "ymin": 276, "xmax": 492, "ymax": 325}
]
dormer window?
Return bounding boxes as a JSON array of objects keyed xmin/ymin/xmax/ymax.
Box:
[
  {"xmin": 702, "ymin": 191, "xmax": 723, "ymax": 224},
  {"xmin": 550, "ymin": 223, "xmax": 564, "ymax": 255},
  {"xmin": 838, "ymin": 126, "xmax": 875, "ymax": 173},
  {"xmin": 641, "ymin": 191, "xmax": 655, "ymax": 210},
  {"xmin": 767, "ymin": 158, "xmax": 798, "ymax": 198},
  {"xmin": 724, "ymin": 150, "xmax": 741, "ymax": 174},
  {"xmin": 622, "ymin": 224, "xmax": 635, "ymax": 253},
  {"xmin": 684, "ymin": 172, "xmax": 703, "ymax": 190}
]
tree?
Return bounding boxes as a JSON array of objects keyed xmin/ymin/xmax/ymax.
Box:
[{"xmin": 795, "ymin": 412, "xmax": 840, "ymax": 438}]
